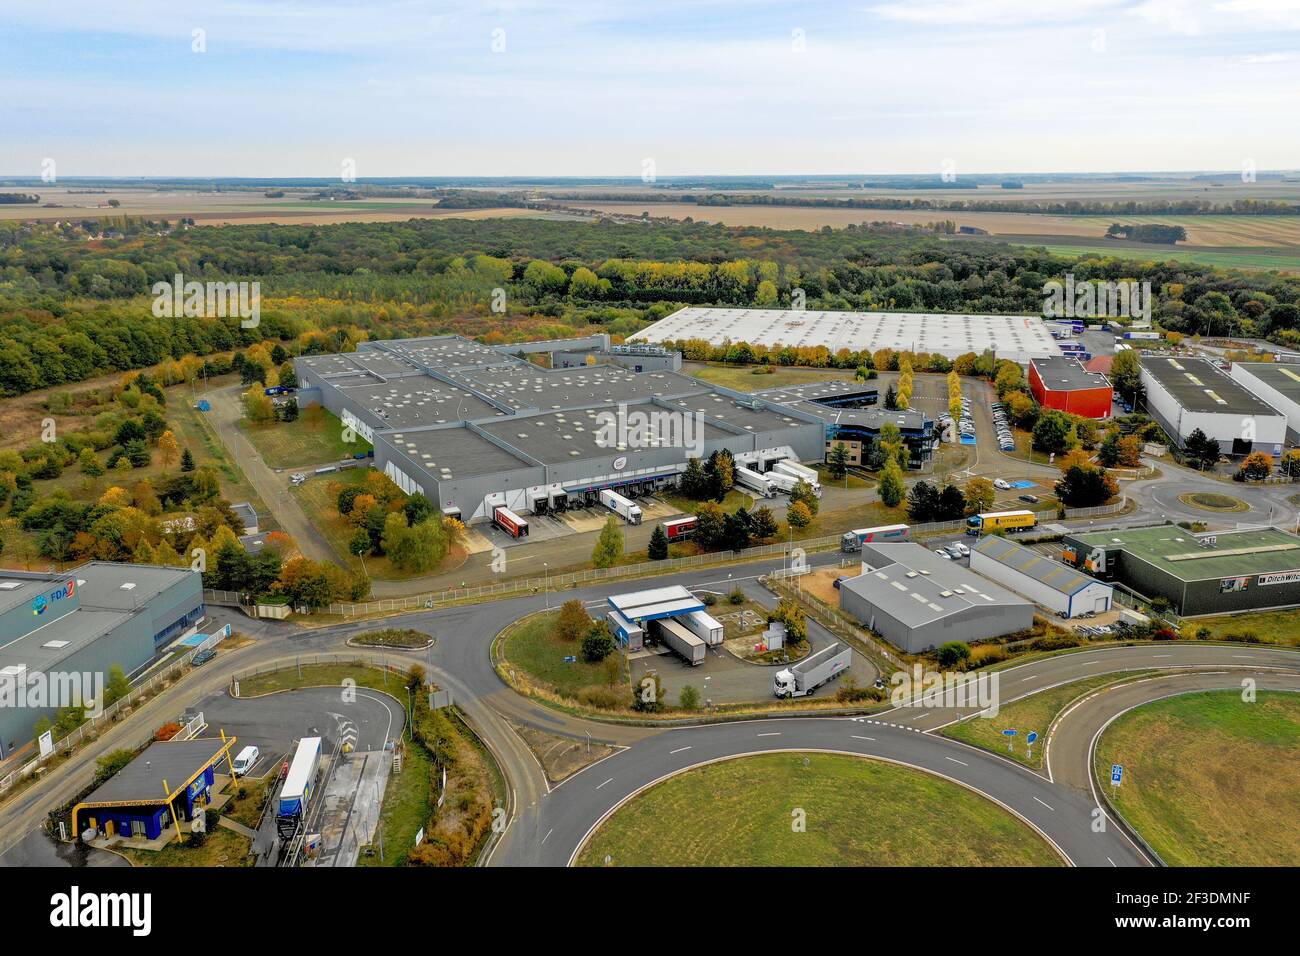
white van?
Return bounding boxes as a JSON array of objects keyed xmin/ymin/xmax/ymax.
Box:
[{"xmin": 232, "ymin": 745, "xmax": 260, "ymax": 776}]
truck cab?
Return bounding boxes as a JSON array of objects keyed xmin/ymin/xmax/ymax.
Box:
[{"xmin": 773, "ymin": 669, "xmax": 797, "ymax": 698}]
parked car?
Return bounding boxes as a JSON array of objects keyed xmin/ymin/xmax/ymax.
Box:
[
  {"xmin": 1019, "ymin": 494, "xmax": 1039, "ymax": 503},
  {"xmin": 934, "ymin": 549, "xmax": 952, "ymax": 560},
  {"xmin": 993, "ymin": 478, "xmax": 1011, "ymax": 490},
  {"xmin": 952, "ymin": 541, "xmax": 970, "ymax": 557}
]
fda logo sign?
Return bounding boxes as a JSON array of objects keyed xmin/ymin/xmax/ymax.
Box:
[{"xmin": 32, "ymin": 580, "xmax": 75, "ymax": 615}]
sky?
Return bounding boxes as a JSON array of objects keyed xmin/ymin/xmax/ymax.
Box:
[{"xmin": 1, "ymin": 0, "xmax": 1298, "ymax": 177}]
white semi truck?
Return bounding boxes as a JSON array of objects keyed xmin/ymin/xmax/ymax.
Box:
[
  {"xmin": 773, "ymin": 643, "xmax": 851, "ymax": 698},
  {"xmin": 655, "ymin": 618, "xmax": 706, "ymax": 665},
  {"xmin": 772, "ymin": 459, "xmax": 822, "ymax": 496},
  {"xmin": 599, "ymin": 488, "xmax": 643, "ymax": 524},
  {"xmin": 734, "ymin": 466, "xmax": 775, "ymax": 497}
]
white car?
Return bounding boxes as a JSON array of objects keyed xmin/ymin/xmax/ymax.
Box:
[
  {"xmin": 993, "ymin": 478, "xmax": 1011, "ymax": 490},
  {"xmin": 933, "ymin": 548, "xmax": 953, "ymax": 560},
  {"xmin": 952, "ymin": 542, "xmax": 970, "ymax": 557}
]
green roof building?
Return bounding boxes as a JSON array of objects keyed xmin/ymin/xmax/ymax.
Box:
[{"xmin": 1060, "ymin": 524, "xmax": 1300, "ymax": 616}]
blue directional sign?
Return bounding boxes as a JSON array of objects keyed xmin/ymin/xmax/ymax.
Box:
[
  {"xmin": 1111, "ymin": 764, "xmax": 1124, "ymax": 784},
  {"xmin": 563, "ymin": 655, "xmax": 577, "ymax": 663},
  {"xmin": 1001, "ymin": 729, "xmax": 1017, "ymax": 737},
  {"xmin": 1026, "ymin": 731, "xmax": 1038, "ymax": 745}
]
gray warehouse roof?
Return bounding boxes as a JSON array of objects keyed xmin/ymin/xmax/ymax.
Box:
[
  {"xmin": 973, "ymin": 535, "xmax": 1098, "ymax": 596},
  {"xmin": 1031, "ymin": 355, "xmax": 1111, "ymax": 391},
  {"xmin": 841, "ymin": 543, "xmax": 1029, "ymax": 627},
  {"xmin": 1233, "ymin": 362, "xmax": 1300, "ymax": 400},
  {"xmin": 1142, "ymin": 357, "xmax": 1281, "ymax": 416},
  {"xmin": 476, "ymin": 407, "xmax": 733, "ymax": 466},
  {"xmin": 80, "ymin": 737, "xmax": 235, "ymax": 807},
  {"xmin": 384, "ymin": 426, "xmax": 534, "ymax": 480}
]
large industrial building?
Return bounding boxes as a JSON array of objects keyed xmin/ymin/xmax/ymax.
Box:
[
  {"xmin": 1061, "ymin": 525, "xmax": 1300, "ymax": 616},
  {"xmin": 971, "ymin": 534, "xmax": 1113, "ymax": 618},
  {"xmin": 1028, "ymin": 356, "xmax": 1113, "ymax": 419},
  {"xmin": 630, "ymin": 306, "xmax": 1065, "ymax": 365},
  {"xmin": 1229, "ymin": 362, "xmax": 1300, "ymax": 445},
  {"xmin": 295, "ymin": 335, "xmax": 935, "ymax": 524},
  {"xmin": 1140, "ymin": 356, "xmax": 1286, "ymax": 457},
  {"xmin": 837, "ymin": 542, "xmax": 1034, "ymax": 652},
  {"xmin": 0, "ymin": 563, "xmax": 204, "ymax": 759}
]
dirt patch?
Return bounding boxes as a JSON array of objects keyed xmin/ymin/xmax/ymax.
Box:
[{"xmin": 507, "ymin": 720, "xmax": 619, "ymax": 784}]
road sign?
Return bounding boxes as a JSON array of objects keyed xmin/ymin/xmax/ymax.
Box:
[
  {"xmin": 1026, "ymin": 731, "xmax": 1038, "ymax": 745},
  {"xmin": 563, "ymin": 655, "xmax": 577, "ymax": 663},
  {"xmin": 1111, "ymin": 764, "xmax": 1123, "ymax": 785},
  {"xmin": 1001, "ymin": 729, "xmax": 1017, "ymax": 736}
]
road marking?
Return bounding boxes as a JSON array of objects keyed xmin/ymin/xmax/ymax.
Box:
[
  {"xmin": 1033, "ymin": 796, "xmax": 1055, "ymax": 811},
  {"xmin": 540, "ymin": 828, "xmax": 553, "ymax": 845},
  {"xmin": 944, "ymin": 756, "xmax": 968, "ymax": 766},
  {"xmin": 850, "ymin": 735, "xmax": 875, "ymax": 742},
  {"xmin": 756, "ymin": 732, "xmax": 781, "ymax": 737},
  {"xmin": 1152, "ymin": 654, "xmax": 1171, "ymax": 658},
  {"xmin": 1107, "ymin": 856, "xmax": 1116, "ymax": 867},
  {"xmin": 669, "ymin": 746, "xmax": 692, "ymax": 755},
  {"xmin": 1021, "ymin": 675, "xmax": 1039, "ymax": 682},
  {"xmin": 1076, "ymin": 660, "xmax": 1100, "ymax": 666},
  {"xmin": 596, "ymin": 778, "xmax": 613, "ymax": 790}
]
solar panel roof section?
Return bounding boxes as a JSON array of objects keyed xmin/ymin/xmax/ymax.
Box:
[
  {"xmin": 632, "ymin": 307, "xmax": 1064, "ymax": 363},
  {"xmin": 1142, "ymin": 356, "xmax": 1281, "ymax": 415}
]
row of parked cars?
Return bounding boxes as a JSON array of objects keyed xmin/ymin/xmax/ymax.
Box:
[
  {"xmin": 933, "ymin": 541, "xmax": 971, "ymax": 561},
  {"xmin": 991, "ymin": 402, "xmax": 1016, "ymax": 452}
]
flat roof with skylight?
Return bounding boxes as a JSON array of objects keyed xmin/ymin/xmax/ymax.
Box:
[{"xmin": 1141, "ymin": 356, "xmax": 1280, "ymax": 415}]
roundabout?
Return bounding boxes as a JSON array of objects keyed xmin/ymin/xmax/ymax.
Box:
[{"xmin": 1177, "ymin": 491, "xmax": 1249, "ymax": 513}]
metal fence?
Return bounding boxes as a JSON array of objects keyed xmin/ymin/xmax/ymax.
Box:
[{"xmin": 0, "ymin": 646, "xmax": 201, "ymax": 796}]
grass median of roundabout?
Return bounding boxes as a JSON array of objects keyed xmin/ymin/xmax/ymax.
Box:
[
  {"xmin": 1094, "ymin": 689, "xmax": 1300, "ymax": 866},
  {"xmin": 575, "ymin": 752, "xmax": 1062, "ymax": 867},
  {"xmin": 943, "ymin": 670, "xmax": 1156, "ymax": 769}
]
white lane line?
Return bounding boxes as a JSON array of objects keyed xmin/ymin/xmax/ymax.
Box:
[
  {"xmin": 540, "ymin": 828, "xmax": 553, "ymax": 845},
  {"xmin": 944, "ymin": 756, "xmax": 969, "ymax": 766},
  {"xmin": 1152, "ymin": 654, "xmax": 1171, "ymax": 658},
  {"xmin": 756, "ymin": 732, "xmax": 781, "ymax": 737},
  {"xmin": 1107, "ymin": 856, "xmax": 1116, "ymax": 867},
  {"xmin": 1077, "ymin": 660, "xmax": 1100, "ymax": 666},
  {"xmin": 669, "ymin": 746, "xmax": 692, "ymax": 755},
  {"xmin": 1033, "ymin": 796, "xmax": 1055, "ymax": 811},
  {"xmin": 850, "ymin": 735, "xmax": 876, "ymax": 742},
  {"xmin": 596, "ymin": 778, "xmax": 613, "ymax": 790},
  {"xmin": 1021, "ymin": 675, "xmax": 1039, "ymax": 682}
]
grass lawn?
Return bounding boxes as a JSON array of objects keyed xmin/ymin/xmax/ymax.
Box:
[
  {"xmin": 236, "ymin": 405, "xmax": 371, "ymax": 469},
  {"xmin": 1095, "ymin": 690, "xmax": 1300, "ymax": 866},
  {"xmin": 224, "ymin": 777, "xmax": 271, "ymax": 830},
  {"xmin": 170, "ymin": 379, "xmax": 269, "ymax": 512},
  {"xmin": 661, "ymin": 489, "xmax": 755, "ymax": 515},
  {"xmin": 123, "ymin": 827, "xmax": 253, "ymax": 867},
  {"xmin": 685, "ymin": 363, "xmax": 852, "ymax": 392},
  {"xmin": 359, "ymin": 737, "xmax": 433, "ymax": 867},
  {"xmin": 814, "ymin": 464, "xmax": 873, "ymax": 490},
  {"xmin": 1188, "ymin": 609, "xmax": 1300, "ymax": 647},
  {"xmin": 944, "ymin": 672, "xmax": 1154, "ymax": 769},
  {"xmin": 352, "ymin": 627, "xmax": 433, "ymax": 648},
  {"xmin": 576, "ymin": 752, "xmax": 1060, "ymax": 866},
  {"xmin": 796, "ymin": 498, "xmax": 910, "ymax": 540},
  {"xmin": 501, "ymin": 610, "xmax": 628, "ymax": 700},
  {"xmin": 238, "ymin": 662, "xmax": 414, "ymax": 698},
  {"xmin": 1011, "ymin": 241, "xmax": 1300, "ymax": 274}
]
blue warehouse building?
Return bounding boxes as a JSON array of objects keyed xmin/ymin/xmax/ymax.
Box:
[{"xmin": 0, "ymin": 563, "xmax": 204, "ymax": 759}]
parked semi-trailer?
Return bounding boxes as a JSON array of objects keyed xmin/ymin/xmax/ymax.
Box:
[
  {"xmin": 773, "ymin": 643, "xmax": 852, "ymax": 698},
  {"xmin": 734, "ymin": 466, "xmax": 775, "ymax": 497},
  {"xmin": 840, "ymin": 524, "xmax": 910, "ymax": 551},
  {"xmin": 655, "ymin": 618, "xmax": 706, "ymax": 665},
  {"xmin": 599, "ymin": 488, "xmax": 643, "ymax": 524},
  {"xmin": 965, "ymin": 509, "xmax": 1037, "ymax": 537},
  {"xmin": 772, "ymin": 459, "xmax": 822, "ymax": 495},
  {"xmin": 662, "ymin": 516, "xmax": 698, "ymax": 542},
  {"xmin": 680, "ymin": 609, "xmax": 724, "ymax": 646},
  {"xmin": 1124, "ymin": 331, "xmax": 1162, "ymax": 340},
  {"xmin": 493, "ymin": 506, "xmax": 529, "ymax": 538},
  {"xmin": 276, "ymin": 736, "xmax": 322, "ymax": 838}
]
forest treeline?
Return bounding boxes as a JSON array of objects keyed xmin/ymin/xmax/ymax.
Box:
[{"xmin": 1, "ymin": 216, "xmax": 1299, "ymax": 397}]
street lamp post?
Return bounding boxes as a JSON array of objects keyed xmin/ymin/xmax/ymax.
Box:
[{"xmin": 543, "ymin": 562, "xmax": 549, "ymax": 609}]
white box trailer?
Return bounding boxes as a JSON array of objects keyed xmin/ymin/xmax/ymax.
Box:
[
  {"xmin": 773, "ymin": 459, "xmax": 821, "ymax": 490},
  {"xmin": 680, "ymin": 609, "xmax": 724, "ymax": 646},
  {"xmin": 773, "ymin": 643, "xmax": 851, "ymax": 698},
  {"xmin": 655, "ymin": 618, "xmax": 706, "ymax": 665},
  {"xmin": 734, "ymin": 466, "xmax": 775, "ymax": 497},
  {"xmin": 599, "ymin": 488, "xmax": 642, "ymax": 524}
]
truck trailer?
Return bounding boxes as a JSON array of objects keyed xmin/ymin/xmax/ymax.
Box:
[
  {"xmin": 680, "ymin": 609, "xmax": 724, "ymax": 646},
  {"xmin": 841, "ymin": 524, "xmax": 911, "ymax": 552},
  {"xmin": 734, "ymin": 466, "xmax": 775, "ymax": 497},
  {"xmin": 276, "ymin": 736, "xmax": 322, "ymax": 838},
  {"xmin": 773, "ymin": 643, "xmax": 851, "ymax": 698},
  {"xmin": 599, "ymin": 488, "xmax": 643, "ymax": 524},
  {"xmin": 772, "ymin": 459, "xmax": 822, "ymax": 495},
  {"xmin": 655, "ymin": 618, "xmax": 706, "ymax": 665}
]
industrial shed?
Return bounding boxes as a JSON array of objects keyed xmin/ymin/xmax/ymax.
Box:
[
  {"xmin": 1029, "ymin": 356, "xmax": 1112, "ymax": 419},
  {"xmin": 837, "ymin": 543, "xmax": 1033, "ymax": 653},
  {"xmin": 1061, "ymin": 524, "xmax": 1300, "ymax": 616},
  {"xmin": 970, "ymin": 535, "xmax": 1112, "ymax": 618},
  {"xmin": 1139, "ymin": 356, "xmax": 1285, "ymax": 457}
]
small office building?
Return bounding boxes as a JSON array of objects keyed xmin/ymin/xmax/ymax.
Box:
[
  {"xmin": 971, "ymin": 534, "xmax": 1113, "ymax": 617},
  {"xmin": 1029, "ymin": 356, "xmax": 1113, "ymax": 419}
]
